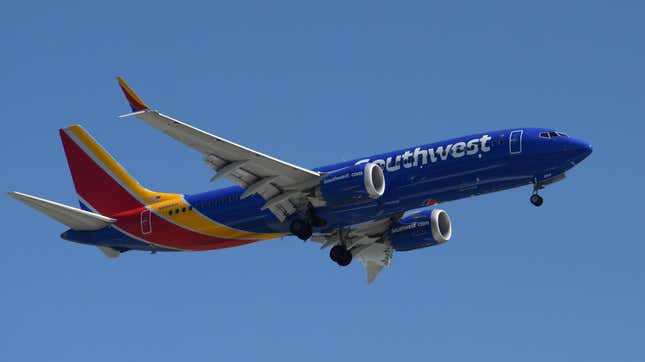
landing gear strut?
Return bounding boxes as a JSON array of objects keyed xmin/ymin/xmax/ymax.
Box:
[
  {"xmin": 530, "ymin": 182, "xmax": 544, "ymax": 207},
  {"xmin": 330, "ymin": 244, "xmax": 352, "ymax": 266},
  {"xmin": 306, "ymin": 204, "xmax": 327, "ymax": 228}
]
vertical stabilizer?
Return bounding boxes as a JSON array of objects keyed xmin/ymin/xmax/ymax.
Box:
[{"xmin": 59, "ymin": 125, "xmax": 173, "ymax": 216}]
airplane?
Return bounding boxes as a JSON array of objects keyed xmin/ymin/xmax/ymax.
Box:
[{"xmin": 7, "ymin": 77, "xmax": 593, "ymax": 282}]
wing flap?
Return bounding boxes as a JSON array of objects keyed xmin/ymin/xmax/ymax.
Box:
[
  {"xmin": 8, "ymin": 191, "xmax": 116, "ymax": 231},
  {"xmin": 364, "ymin": 261, "xmax": 385, "ymax": 284}
]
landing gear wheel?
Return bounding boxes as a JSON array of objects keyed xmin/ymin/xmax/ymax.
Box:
[
  {"xmin": 530, "ymin": 194, "xmax": 544, "ymax": 207},
  {"xmin": 290, "ymin": 219, "xmax": 313, "ymax": 240},
  {"xmin": 330, "ymin": 245, "xmax": 352, "ymax": 266},
  {"xmin": 338, "ymin": 252, "xmax": 352, "ymax": 267}
]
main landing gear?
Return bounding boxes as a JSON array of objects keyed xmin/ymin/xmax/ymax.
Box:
[
  {"xmin": 530, "ymin": 182, "xmax": 544, "ymax": 207},
  {"xmin": 289, "ymin": 204, "xmax": 327, "ymax": 241},
  {"xmin": 291, "ymin": 219, "xmax": 353, "ymax": 266},
  {"xmin": 290, "ymin": 219, "xmax": 313, "ymax": 240},
  {"xmin": 329, "ymin": 244, "xmax": 352, "ymax": 266}
]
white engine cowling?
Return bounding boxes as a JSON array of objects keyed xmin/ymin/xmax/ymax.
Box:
[
  {"xmin": 319, "ymin": 163, "xmax": 385, "ymax": 204},
  {"xmin": 389, "ymin": 209, "xmax": 452, "ymax": 251}
]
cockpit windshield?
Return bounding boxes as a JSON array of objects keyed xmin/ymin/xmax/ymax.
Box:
[{"xmin": 539, "ymin": 131, "xmax": 569, "ymax": 139}]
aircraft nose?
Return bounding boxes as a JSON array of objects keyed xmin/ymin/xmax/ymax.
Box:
[{"xmin": 569, "ymin": 138, "xmax": 593, "ymax": 159}]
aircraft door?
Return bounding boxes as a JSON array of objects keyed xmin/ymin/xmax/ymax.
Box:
[
  {"xmin": 140, "ymin": 209, "xmax": 152, "ymax": 235},
  {"xmin": 509, "ymin": 130, "xmax": 523, "ymax": 155}
]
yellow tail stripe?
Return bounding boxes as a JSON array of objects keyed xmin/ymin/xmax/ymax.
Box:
[
  {"xmin": 152, "ymin": 197, "xmax": 284, "ymax": 240},
  {"xmin": 66, "ymin": 125, "xmax": 281, "ymax": 240}
]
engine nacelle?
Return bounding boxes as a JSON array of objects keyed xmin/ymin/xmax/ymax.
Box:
[
  {"xmin": 389, "ymin": 209, "xmax": 452, "ymax": 251},
  {"xmin": 319, "ymin": 163, "xmax": 385, "ymax": 204}
]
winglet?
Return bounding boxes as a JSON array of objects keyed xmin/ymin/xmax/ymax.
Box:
[{"xmin": 117, "ymin": 76, "xmax": 149, "ymax": 112}]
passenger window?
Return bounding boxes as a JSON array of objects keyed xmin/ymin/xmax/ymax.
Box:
[
  {"xmin": 182, "ymin": 207, "xmax": 186, "ymax": 212},
  {"xmin": 188, "ymin": 206, "xmax": 193, "ymax": 211},
  {"xmin": 169, "ymin": 210, "xmax": 173, "ymax": 215}
]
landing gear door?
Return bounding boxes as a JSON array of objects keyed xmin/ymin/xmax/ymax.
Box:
[{"xmin": 509, "ymin": 130, "xmax": 523, "ymax": 155}]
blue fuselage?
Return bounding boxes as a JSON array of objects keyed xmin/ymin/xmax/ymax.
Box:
[{"xmin": 184, "ymin": 127, "xmax": 592, "ymax": 234}]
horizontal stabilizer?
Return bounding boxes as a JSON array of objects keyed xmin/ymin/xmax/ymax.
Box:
[{"xmin": 7, "ymin": 191, "xmax": 116, "ymax": 231}]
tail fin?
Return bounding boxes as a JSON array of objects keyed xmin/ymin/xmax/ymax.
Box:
[{"xmin": 59, "ymin": 125, "xmax": 168, "ymax": 216}]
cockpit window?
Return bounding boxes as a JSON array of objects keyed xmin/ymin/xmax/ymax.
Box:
[{"xmin": 540, "ymin": 131, "xmax": 569, "ymax": 139}]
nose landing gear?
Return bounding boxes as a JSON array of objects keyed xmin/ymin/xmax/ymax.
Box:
[{"xmin": 530, "ymin": 181, "xmax": 544, "ymax": 207}]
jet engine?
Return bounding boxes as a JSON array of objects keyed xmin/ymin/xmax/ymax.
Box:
[
  {"xmin": 389, "ymin": 209, "xmax": 452, "ymax": 251},
  {"xmin": 318, "ymin": 162, "xmax": 385, "ymax": 204}
]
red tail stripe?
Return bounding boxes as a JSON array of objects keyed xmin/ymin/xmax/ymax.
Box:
[{"xmin": 60, "ymin": 129, "xmax": 257, "ymax": 250}]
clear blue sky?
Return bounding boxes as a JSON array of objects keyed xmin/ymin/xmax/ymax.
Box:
[{"xmin": 2, "ymin": 1, "xmax": 643, "ymax": 361}]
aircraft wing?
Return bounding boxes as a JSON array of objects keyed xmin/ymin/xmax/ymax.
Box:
[
  {"xmin": 311, "ymin": 215, "xmax": 402, "ymax": 283},
  {"xmin": 117, "ymin": 77, "xmax": 322, "ymax": 221}
]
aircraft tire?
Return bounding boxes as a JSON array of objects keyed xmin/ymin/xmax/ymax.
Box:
[
  {"xmin": 330, "ymin": 245, "xmax": 352, "ymax": 266},
  {"xmin": 338, "ymin": 252, "xmax": 352, "ymax": 267},
  {"xmin": 530, "ymin": 194, "xmax": 544, "ymax": 207},
  {"xmin": 290, "ymin": 219, "xmax": 313, "ymax": 240}
]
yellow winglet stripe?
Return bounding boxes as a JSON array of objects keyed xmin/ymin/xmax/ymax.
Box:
[{"xmin": 117, "ymin": 76, "xmax": 149, "ymax": 111}]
